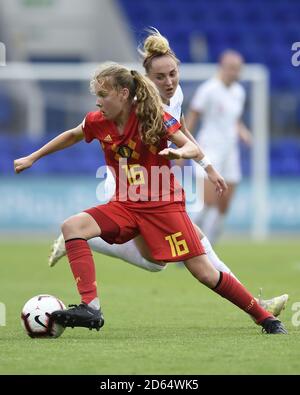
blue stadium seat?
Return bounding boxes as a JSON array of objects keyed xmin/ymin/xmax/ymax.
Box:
[
  {"xmin": 270, "ymin": 139, "xmax": 300, "ymax": 176},
  {"xmin": 117, "ymin": 0, "xmax": 299, "ymax": 92}
]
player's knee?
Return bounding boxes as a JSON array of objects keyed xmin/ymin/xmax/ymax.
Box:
[
  {"xmin": 61, "ymin": 215, "xmax": 84, "ymax": 237},
  {"xmin": 61, "ymin": 217, "xmax": 74, "ymax": 238},
  {"xmin": 196, "ymin": 271, "xmax": 213, "ymax": 286}
]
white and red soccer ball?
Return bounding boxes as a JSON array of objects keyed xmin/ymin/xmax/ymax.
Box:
[{"xmin": 21, "ymin": 294, "xmax": 66, "ymax": 338}]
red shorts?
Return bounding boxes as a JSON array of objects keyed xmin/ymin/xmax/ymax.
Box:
[{"xmin": 84, "ymin": 201, "xmax": 205, "ymax": 262}]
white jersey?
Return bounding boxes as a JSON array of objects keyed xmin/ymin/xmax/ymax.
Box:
[
  {"xmin": 164, "ymin": 84, "xmax": 183, "ymax": 147},
  {"xmin": 164, "ymin": 85, "xmax": 183, "ymax": 122},
  {"xmin": 190, "ymin": 77, "xmax": 245, "ymax": 149}
]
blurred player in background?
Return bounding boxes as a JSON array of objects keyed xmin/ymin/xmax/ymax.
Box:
[
  {"xmin": 185, "ymin": 50, "xmax": 252, "ymax": 245},
  {"xmin": 14, "ymin": 63, "xmax": 287, "ymax": 334},
  {"xmin": 48, "ymin": 29, "xmax": 288, "ymax": 317}
]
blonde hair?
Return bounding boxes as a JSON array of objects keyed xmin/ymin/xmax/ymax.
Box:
[
  {"xmin": 90, "ymin": 62, "xmax": 165, "ymax": 145},
  {"xmin": 138, "ymin": 27, "xmax": 180, "ymax": 73}
]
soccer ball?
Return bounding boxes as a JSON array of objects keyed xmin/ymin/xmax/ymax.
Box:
[{"xmin": 21, "ymin": 294, "xmax": 66, "ymax": 338}]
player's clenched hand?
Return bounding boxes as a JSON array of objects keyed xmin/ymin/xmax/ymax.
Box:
[
  {"xmin": 158, "ymin": 148, "xmax": 182, "ymax": 160},
  {"xmin": 14, "ymin": 156, "xmax": 35, "ymax": 173},
  {"xmin": 206, "ymin": 166, "xmax": 228, "ymax": 196}
]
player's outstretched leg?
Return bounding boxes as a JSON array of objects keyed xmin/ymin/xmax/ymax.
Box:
[
  {"xmin": 184, "ymin": 255, "xmax": 288, "ymax": 334},
  {"xmin": 199, "ymin": 234, "xmax": 289, "ymax": 318}
]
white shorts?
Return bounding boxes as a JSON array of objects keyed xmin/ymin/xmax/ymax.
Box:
[{"xmin": 195, "ymin": 140, "xmax": 242, "ymax": 184}]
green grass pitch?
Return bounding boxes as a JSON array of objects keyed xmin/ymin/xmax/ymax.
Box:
[{"xmin": 0, "ymin": 240, "xmax": 299, "ymax": 374}]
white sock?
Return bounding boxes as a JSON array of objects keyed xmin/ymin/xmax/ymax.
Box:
[
  {"xmin": 200, "ymin": 236, "xmax": 239, "ymax": 281},
  {"xmin": 88, "ymin": 237, "xmax": 166, "ymax": 273},
  {"xmin": 88, "ymin": 297, "xmax": 100, "ymax": 310},
  {"xmin": 199, "ymin": 206, "xmax": 224, "ymax": 245}
]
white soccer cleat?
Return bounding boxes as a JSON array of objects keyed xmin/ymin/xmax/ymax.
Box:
[
  {"xmin": 48, "ymin": 233, "xmax": 66, "ymax": 267},
  {"xmin": 256, "ymin": 288, "xmax": 289, "ymax": 317}
]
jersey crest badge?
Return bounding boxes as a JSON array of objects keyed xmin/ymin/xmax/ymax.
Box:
[{"xmin": 118, "ymin": 145, "xmax": 133, "ymax": 159}]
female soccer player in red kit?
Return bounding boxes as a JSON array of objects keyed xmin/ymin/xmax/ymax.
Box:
[
  {"xmin": 48, "ymin": 29, "xmax": 288, "ymax": 319},
  {"xmin": 14, "ymin": 63, "xmax": 287, "ymax": 334}
]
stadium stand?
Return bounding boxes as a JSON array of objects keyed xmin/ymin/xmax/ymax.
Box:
[
  {"xmin": 1, "ymin": 0, "xmax": 300, "ymax": 176},
  {"xmin": 118, "ymin": 0, "xmax": 300, "ymax": 91}
]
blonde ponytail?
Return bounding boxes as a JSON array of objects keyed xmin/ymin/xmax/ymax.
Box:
[{"xmin": 131, "ymin": 69, "xmax": 165, "ymax": 145}]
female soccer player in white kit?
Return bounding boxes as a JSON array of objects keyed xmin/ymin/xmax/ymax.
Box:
[
  {"xmin": 48, "ymin": 30, "xmax": 288, "ymax": 317},
  {"xmin": 186, "ymin": 50, "xmax": 252, "ymax": 245}
]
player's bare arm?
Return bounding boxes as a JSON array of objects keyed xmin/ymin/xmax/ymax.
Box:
[
  {"xmin": 158, "ymin": 129, "xmax": 200, "ymax": 160},
  {"xmin": 180, "ymin": 114, "xmax": 200, "ymax": 147},
  {"xmin": 179, "ymin": 116, "xmax": 227, "ymax": 196},
  {"xmin": 205, "ymin": 165, "xmax": 228, "ymax": 196},
  {"xmin": 180, "ymin": 114, "xmax": 213, "ymax": 163},
  {"xmin": 14, "ymin": 124, "xmax": 84, "ymax": 173}
]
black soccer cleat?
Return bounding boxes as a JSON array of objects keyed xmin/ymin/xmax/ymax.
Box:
[
  {"xmin": 261, "ymin": 317, "xmax": 288, "ymax": 334},
  {"xmin": 51, "ymin": 303, "xmax": 104, "ymax": 331}
]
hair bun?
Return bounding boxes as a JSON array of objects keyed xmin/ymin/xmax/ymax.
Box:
[{"xmin": 144, "ymin": 32, "xmax": 170, "ymax": 56}]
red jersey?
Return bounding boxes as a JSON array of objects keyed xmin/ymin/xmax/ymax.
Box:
[{"xmin": 82, "ymin": 108, "xmax": 185, "ymax": 209}]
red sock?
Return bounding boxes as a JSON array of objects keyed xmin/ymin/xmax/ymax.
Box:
[
  {"xmin": 65, "ymin": 238, "xmax": 98, "ymax": 305},
  {"xmin": 214, "ymin": 272, "xmax": 272, "ymax": 323}
]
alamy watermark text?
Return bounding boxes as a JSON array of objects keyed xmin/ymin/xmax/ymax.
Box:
[{"xmin": 291, "ymin": 42, "xmax": 300, "ymax": 67}]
